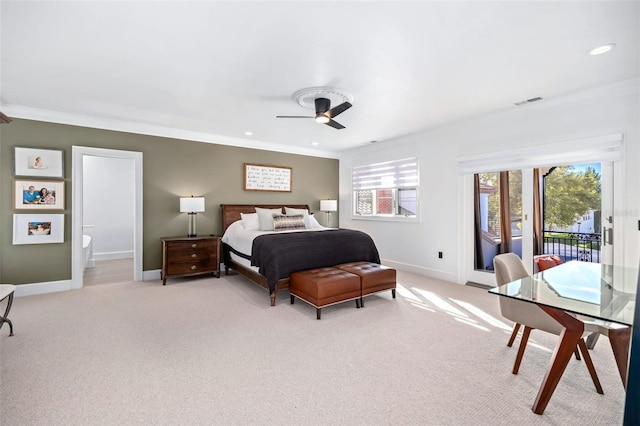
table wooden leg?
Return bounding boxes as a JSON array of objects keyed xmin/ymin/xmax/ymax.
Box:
[
  {"xmin": 532, "ymin": 306, "xmax": 584, "ymax": 415},
  {"xmin": 608, "ymin": 327, "xmax": 631, "ymax": 389}
]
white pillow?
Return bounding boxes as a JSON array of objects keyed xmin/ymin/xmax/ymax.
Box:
[
  {"xmin": 307, "ymin": 214, "xmax": 323, "ymax": 229},
  {"xmin": 284, "ymin": 207, "xmax": 311, "ymax": 228},
  {"xmin": 255, "ymin": 207, "xmax": 282, "ymax": 231},
  {"xmin": 240, "ymin": 212, "xmax": 260, "ymax": 231}
]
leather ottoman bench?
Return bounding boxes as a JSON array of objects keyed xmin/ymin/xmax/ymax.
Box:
[
  {"xmin": 290, "ymin": 267, "xmax": 362, "ymax": 319},
  {"xmin": 335, "ymin": 262, "xmax": 396, "ymax": 307}
]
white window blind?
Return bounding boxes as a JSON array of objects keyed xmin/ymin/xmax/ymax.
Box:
[{"xmin": 352, "ymin": 157, "xmax": 418, "ymax": 190}]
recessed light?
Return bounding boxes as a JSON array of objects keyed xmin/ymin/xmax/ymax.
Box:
[
  {"xmin": 587, "ymin": 43, "xmax": 616, "ymax": 55},
  {"xmin": 311, "ymin": 142, "xmax": 319, "ymax": 146},
  {"xmin": 244, "ymin": 131, "xmax": 253, "ymax": 136}
]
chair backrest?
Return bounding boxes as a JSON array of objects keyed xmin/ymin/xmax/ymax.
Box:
[
  {"xmin": 493, "ymin": 253, "xmax": 565, "ymax": 335},
  {"xmin": 493, "ymin": 253, "xmax": 529, "ymax": 285}
]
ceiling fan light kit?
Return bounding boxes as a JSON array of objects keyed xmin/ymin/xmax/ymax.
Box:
[{"xmin": 276, "ymin": 86, "xmax": 354, "ymax": 129}]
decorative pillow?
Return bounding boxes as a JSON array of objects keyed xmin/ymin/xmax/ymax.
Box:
[
  {"xmin": 240, "ymin": 212, "xmax": 260, "ymax": 231},
  {"xmin": 535, "ymin": 256, "xmax": 560, "ymax": 272},
  {"xmin": 284, "ymin": 207, "xmax": 311, "ymax": 228},
  {"xmin": 284, "ymin": 207, "xmax": 308, "ymax": 215},
  {"xmin": 255, "ymin": 207, "xmax": 282, "ymax": 231},
  {"xmin": 273, "ymin": 214, "xmax": 306, "ymax": 232}
]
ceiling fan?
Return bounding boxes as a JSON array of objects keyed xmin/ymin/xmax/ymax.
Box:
[{"xmin": 276, "ymin": 97, "xmax": 352, "ymax": 129}]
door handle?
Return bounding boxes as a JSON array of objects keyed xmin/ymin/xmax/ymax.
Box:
[{"xmin": 602, "ymin": 227, "xmax": 614, "ymax": 246}]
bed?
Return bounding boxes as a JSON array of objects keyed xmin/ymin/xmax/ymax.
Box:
[{"xmin": 220, "ymin": 204, "xmax": 380, "ymax": 306}]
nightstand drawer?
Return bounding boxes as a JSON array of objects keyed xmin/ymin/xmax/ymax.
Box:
[
  {"xmin": 168, "ymin": 249, "xmax": 211, "ymax": 263},
  {"xmin": 166, "ymin": 240, "xmax": 215, "ymax": 252},
  {"xmin": 166, "ymin": 258, "xmax": 215, "ymax": 275}
]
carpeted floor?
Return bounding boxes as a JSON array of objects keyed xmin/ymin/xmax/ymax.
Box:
[{"xmin": 0, "ymin": 271, "xmax": 626, "ymax": 425}]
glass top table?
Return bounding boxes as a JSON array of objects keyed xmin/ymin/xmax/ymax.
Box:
[
  {"xmin": 489, "ymin": 261, "xmax": 637, "ymax": 326},
  {"xmin": 489, "ymin": 261, "xmax": 637, "ymax": 414}
]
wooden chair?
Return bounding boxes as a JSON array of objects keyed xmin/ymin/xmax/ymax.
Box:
[{"xmin": 493, "ymin": 253, "xmax": 603, "ymax": 394}]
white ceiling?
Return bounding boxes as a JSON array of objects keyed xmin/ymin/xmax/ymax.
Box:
[{"xmin": 1, "ymin": 1, "xmax": 638, "ymax": 157}]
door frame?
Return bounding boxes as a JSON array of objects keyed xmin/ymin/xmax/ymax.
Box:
[
  {"xmin": 71, "ymin": 146, "xmax": 143, "ymax": 289},
  {"xmin": 459, "ymin": 133, "xmax": 624, "ymax": 287}
]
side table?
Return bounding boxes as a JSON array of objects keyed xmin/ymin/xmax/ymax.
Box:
[
  {"xmin": 161, "ymin": 236, "xmax": 221, "ymax": 285},
  {"xmin": 0, "ymin": 284, "xmax": 16, "ymax": 336}
]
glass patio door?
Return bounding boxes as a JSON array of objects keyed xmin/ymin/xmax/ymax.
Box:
[{"xmin": 466, "ymin": 161, "xmax": 617, "ymax": 288}]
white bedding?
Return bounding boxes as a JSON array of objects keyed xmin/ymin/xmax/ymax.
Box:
[{"xmin": 221, "ymin": 215, "xmax": 329, "ymax": 258}]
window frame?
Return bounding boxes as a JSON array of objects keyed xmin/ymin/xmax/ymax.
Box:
[{"xmin": 351, "ymin": 157, "xmax": 420, "ymax": 222}]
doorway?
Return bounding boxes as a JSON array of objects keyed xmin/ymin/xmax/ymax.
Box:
[
  {"xmin": 461, "ymin": 133, "xmax": 624, "ymax": 287},
  {"xmin": 71, "ymin": 147, "xmax": 143, "ymax": 289},
  {"xmin": 466, "ymin": 162, "xmax": 618, "ymax": 287}
]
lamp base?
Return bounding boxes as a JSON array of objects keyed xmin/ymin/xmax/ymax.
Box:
[{"xmin": 188, "ymin": 213, "xmax": 197, "ymax": 238}]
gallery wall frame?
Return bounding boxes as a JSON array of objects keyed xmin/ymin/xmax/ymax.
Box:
[
  {"xmin": 13, "ymin": 214, "xmax": 65, "ymax": 245},
  {"xmin": 14, "ymin": 179, "xmax": 65, "ymax": 210},
  {"xmin": 243, "ymin": 163, "xmax": 292, "ymax": 192},
  {"xmin": 14, "ymin": 146, "xmax": 65, "ymax": 178}
]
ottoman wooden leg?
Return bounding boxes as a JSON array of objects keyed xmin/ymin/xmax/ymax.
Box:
[
  {"xmin": 317, "ymin": 308, "xmax": 321, "ymax": 320},
  {"xmin": 291, "ymin": 295, "xmax": 295, "ymax": 304}
]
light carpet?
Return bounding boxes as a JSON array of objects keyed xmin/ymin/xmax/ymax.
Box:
[{"xmin": 0, "ymin": 271, "xmax": 626, "ymax": 425}]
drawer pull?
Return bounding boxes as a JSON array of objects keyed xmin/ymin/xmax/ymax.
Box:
[
  {"xmin": 191, "ymin": 265, "xmax": 197, "ymax": 270},
  {"xmin": 191, "ymin": 253, "xmax": 198, "ymax": 258},
  {"xmin": 191, "ymin": 243, "xmax": 197, "ymax": 248}
]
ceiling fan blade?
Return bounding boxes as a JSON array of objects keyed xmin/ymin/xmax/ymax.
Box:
[
  {"xmin": 325, "ymin": 119, "xmax": 345, "ymax": 130},
  {"xmin": 276, "ymin": 115, "xmax": 314, "ymax": 118},
  {"xmin": 327, "ymin": 102, "xmax": 352, "ymax": 118}
]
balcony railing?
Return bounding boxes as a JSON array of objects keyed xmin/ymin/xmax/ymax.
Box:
[{"xmin": 543, "ymin": 231, "xmax": 601, "ymax": 263}]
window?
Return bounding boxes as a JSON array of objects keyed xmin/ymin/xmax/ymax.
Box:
[{"xmin": 352, "ymin": 157, "xmax": 419, "ymax": 218}]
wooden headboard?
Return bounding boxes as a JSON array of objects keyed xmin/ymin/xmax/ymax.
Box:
[{"xmin": 220, "ymin": 204, "xmax": 311, "ymax": 233}]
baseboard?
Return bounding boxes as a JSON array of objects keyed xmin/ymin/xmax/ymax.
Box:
[
  {"xmin": 13, "ymin": 269, "xmax": 160, "ymax": 297},
  {"xmin": 381, "ymin": 259, "xmax": 459, "ymax": 284},
  {"xmin": 14, "ymin": 280, "xmax": 73, "ymax": 297},
  {"xmin": 143, "ymin": 269, "xmax": 162, "ymax": 281},
  {"xmin": 94, "ymin": 251, "xmax": 134, "ymax": 261}
]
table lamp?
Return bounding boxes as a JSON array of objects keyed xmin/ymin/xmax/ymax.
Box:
[
  {"xmin": 320, "ymin": 199, "xmax": 337, "ymax": 227},
  {"xmin": 180, "ymin": 196, "xmax": 205, "ymax": 237}
]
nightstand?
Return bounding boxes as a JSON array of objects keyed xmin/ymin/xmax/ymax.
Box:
[{"xmin": 161, "ymin": 236, "xmax": 221, "ymax": 285}]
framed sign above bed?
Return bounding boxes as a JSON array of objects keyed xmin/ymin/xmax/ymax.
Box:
[{"xmin": 244, "ymin": 163, "xmax": 292, "ymax": 192}]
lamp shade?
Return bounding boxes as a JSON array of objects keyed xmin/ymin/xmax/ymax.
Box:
[
  {"xmin": 180, "ymin": 197, "xmax": 205, "ymax": 213},
  {"xmin": 320, "ymin": 199, "xmax": 337, "ymax": 212}
]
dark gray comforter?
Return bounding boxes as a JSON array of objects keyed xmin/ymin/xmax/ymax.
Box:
[{"xmin": 250, "ymin": 229, "xmax": 380, "ymax": 293}]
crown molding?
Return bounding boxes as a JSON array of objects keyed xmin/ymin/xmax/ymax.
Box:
[{"xmin": 0, "ymin": 104, "xmax": 340, "ymax": 160}]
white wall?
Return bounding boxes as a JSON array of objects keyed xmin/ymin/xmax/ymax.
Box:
[
  {"xmin": 339, "ymin": 79, "xmax": 640, "ymax": 285},
  {"xmin": 83, "ymin": 155, "xmax": 135, "ymax": 260}
]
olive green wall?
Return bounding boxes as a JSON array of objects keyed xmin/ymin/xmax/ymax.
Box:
[{"xmin": 0, "ymin": 119, "xmax": 339, "ymax": 285}]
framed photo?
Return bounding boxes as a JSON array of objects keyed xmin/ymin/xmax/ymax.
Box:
[
  {"xmin": 13, "ymin": 214, "xmax": 65, "ymax": 245},
  {"xmin": 13, "ymin": 146, "xmax": 64, "ymax": 178},
  {"xmin": 14, "ymin": 179, "xmax": 65, "ymax": 210},
  {"xmin": 244, "ymin": 163, "xmax": 292, "ymax": 192}
]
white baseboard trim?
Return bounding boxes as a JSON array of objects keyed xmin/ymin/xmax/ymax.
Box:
[
  {"xmin": 14, "ymin": 280, "xmax": 73, "ymax": 297},
  {"xmin": 143, "ymin": 269, "xmax": 162, "ymax": 281},
  {"xmin": 381, "ymin": 258, "xmax": 459, "ymax": 284},
  {"xmin": 13, "ymin": 269, "xmax": 159, "ymax": 296},
  {"xmin": 95, "ymin": 251, "xmax": 134, "ymax": 261}
]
